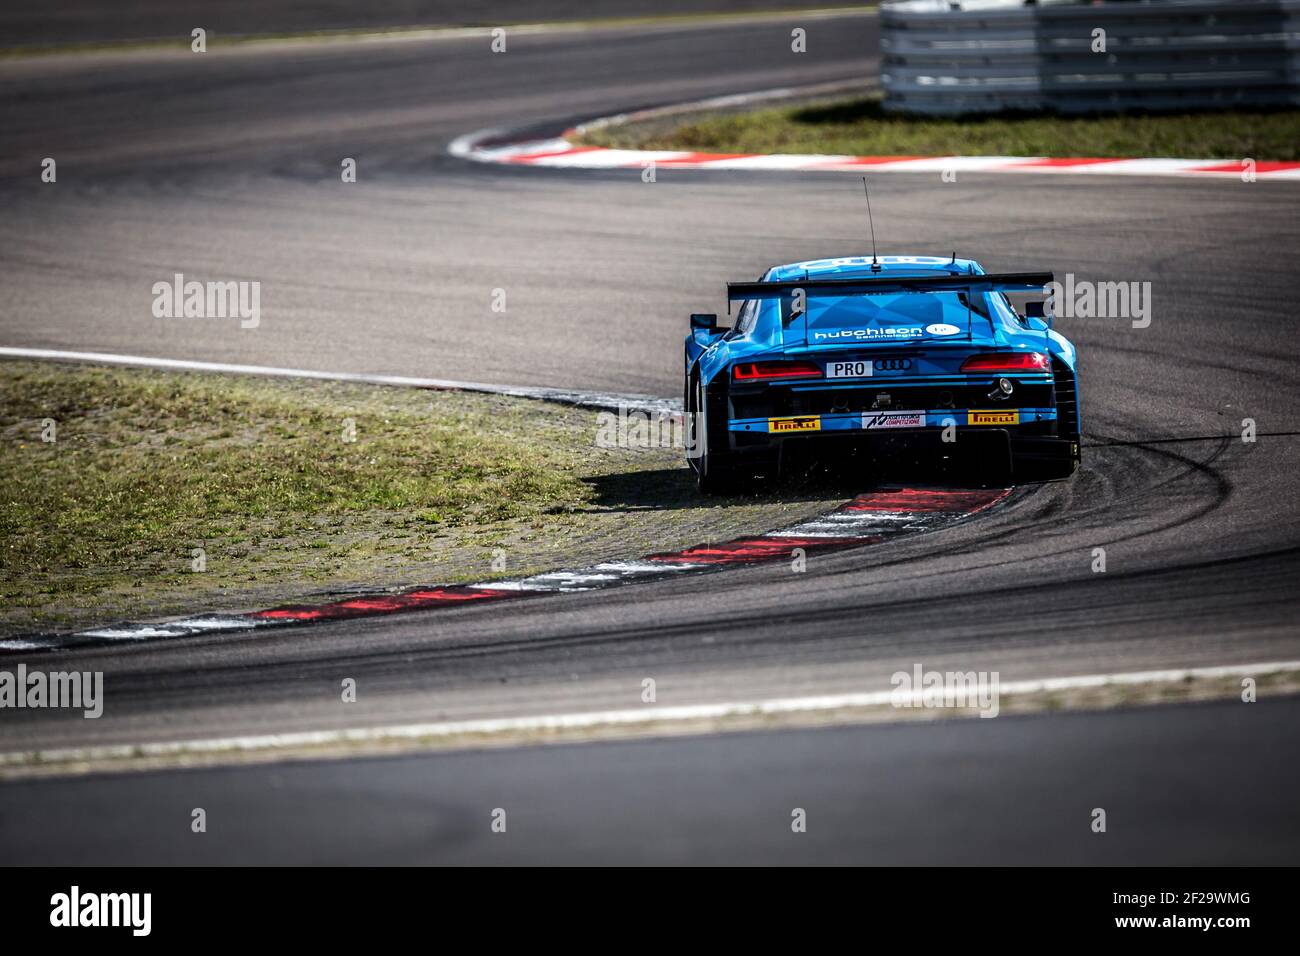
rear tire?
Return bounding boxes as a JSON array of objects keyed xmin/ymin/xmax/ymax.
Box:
[
  {"xmin": 1034, "ymin": 355, "xmax": 1082, "ymax": 481},
  {"xmin": 689, "ymin": 373, "xmax": 739, "ymax": 496}
]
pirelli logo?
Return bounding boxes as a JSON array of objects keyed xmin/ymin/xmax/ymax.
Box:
[
  {"xmin": 968, "ymin": 410, "xmax": 1019, "ymax": 426},
  {"xmin": 769, "ymin": 416, "xmax": 821, "ymax": 433}
]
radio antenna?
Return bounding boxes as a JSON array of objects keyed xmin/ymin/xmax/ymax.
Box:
[{"xmin": 861, "ymin": 176, "xmax": 881, "ymax": 272}]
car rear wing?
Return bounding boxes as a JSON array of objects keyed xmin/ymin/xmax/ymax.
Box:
[
  {"xmin": 725, "ymin": 272, "xmax": 1053, "ymax": 305},
  {"xmin": 726, "ymin": 270, "xmax": 1056, "ymax": 348}
]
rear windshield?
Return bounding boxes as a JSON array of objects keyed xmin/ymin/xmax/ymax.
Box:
[{"xmin": 782, "ymin": 291, "xmax": 987, "ymax": 331}]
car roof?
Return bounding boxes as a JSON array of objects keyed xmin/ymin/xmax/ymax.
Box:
[{"xmin": 766, "ymin": 255, "xmax": 985, "ymax": 281}]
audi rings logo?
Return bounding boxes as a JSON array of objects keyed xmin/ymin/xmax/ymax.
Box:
[{"xmin": 874, "ymin": 359, "xmax": 912, "ymax": 371}]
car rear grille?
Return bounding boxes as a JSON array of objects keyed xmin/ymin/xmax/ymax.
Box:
[{"xmin": 1051, "ymin": 357, "xmax": 1079, "ymax": 439}]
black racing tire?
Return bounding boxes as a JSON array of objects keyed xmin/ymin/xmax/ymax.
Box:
[
  {"xmin": 1036, "ymin": 355, "xmax": 1082, "ymax": 481},
  {"xmin": 688, "ymin": 371, "xmax": 739, "ymax": 496}
]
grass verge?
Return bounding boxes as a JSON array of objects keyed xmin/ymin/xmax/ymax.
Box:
[
  {"xmin": 578, "ymin": 95, "xmax": 1300, "ymax": 161},
  {"xmin": 0, "ymin": 361, "xmax": 844, "ymax": 636}
]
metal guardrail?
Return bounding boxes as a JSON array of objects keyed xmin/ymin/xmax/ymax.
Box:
[{"xmin": 881, "ymin": 0, "xmax": 1300, "ymax": 114}]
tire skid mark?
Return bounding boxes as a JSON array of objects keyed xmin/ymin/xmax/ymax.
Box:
[{"xmin": 1, "ymin": 487, "xmax": 1010, "ymax": 654}]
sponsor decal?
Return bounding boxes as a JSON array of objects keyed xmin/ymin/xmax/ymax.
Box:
[
  {"xmin": 769, "ymin": 416, "xmax": 821, "ymax": 433},
  {"xmin": 969, "ymin": 410, "xmax": 1019, "ymax": 426},
  {"xmin": 826, "ymin": 360, "xmax": 872, "ymax": 378},
  {"xmin": 863, "ymin": 410, "xmax": 925, "ymax": 430},
  {"xmin": 812, "ymin": 327, "xmax": 921, "ymax": 341},
  {"xmin": 925, "ymin": 323, "xmax": 960, "ymax": 336}
]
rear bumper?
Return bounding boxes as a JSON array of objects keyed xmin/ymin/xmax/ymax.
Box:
[
  {"xmin": 729, "ymin": 407, "xmax": 1056, "ymax": 439},
  {"xmin": 723, "ymin": 409, "xmax": 1077, "ymax": 465},
  {"xmin": 1008, "ymin": 435, "xmax": 1081, "ymax": 464}
]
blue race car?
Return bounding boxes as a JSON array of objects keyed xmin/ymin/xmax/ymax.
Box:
[{"xmin": 684, "ymin": 255, "xmax": 1080, "ymax": 494}]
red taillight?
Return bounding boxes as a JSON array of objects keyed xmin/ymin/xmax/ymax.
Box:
[
  {"xmin": 960, "ymin": 352, "xmax": 1050, "ymax": 372},
  {"xmin": 732, "ymin": 360, "xmax": 823, "ymax": 382}
]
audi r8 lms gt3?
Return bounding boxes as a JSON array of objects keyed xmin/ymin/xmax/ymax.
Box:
[{"xmin": 683, "ymin": 255, "xmax": 1081, "ymax": 494}]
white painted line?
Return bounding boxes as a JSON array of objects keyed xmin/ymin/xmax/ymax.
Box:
[
  {"xmin": 527, "ymin": 149, "xmax": 690, "ymax": 168},
  {"xmin": 459, "ymin": 137, "xmax": 1300, "ymax": 179},
  {"xmin": 684, "ymin": 153, "xmax": 854, "ymax": 170},
  {"xmin": 0, "ymin": 638, "xmax": 55, "ymax": 651},
  {"xmin": 773, "ymin": 512, "xmax": 936, "ymax": 537},
  {"xmin": 480, "ymin": 137, "xmax": 573, "ymax": 159},
  {"xmin": 12, "ymin": 9, "xmax": 880, "ymax": 63},
  {"xmin": 4, "ymin": 660, "xmax": 1295, "ymax": 771},
  {"xmin": 567, "ymin": 78, "xmax": 876, "ymax": 138},
  {"xmin": 1044, "ymin": 157, "xmax": 1226, "ymax": 176},
  {"xmin": 854, "ymin": 155, "xmax": 1033, "ymax": 173},
  {"xmin": 773, "ymin": 526, "xmax": 881, "ymax": 538},
  {"xmin": 74, "ymin": 625, "xmax": 193, "ymax": 640},
  {"xmin": 591, "ymin": 560, "xmax": 702, "ymax": 574},
  {"xmin": 0, "ymin": 346, "xmax": 542, "ymax": 390},
  {"xmin": 470, "ymin": 560, "xmax": 707, "ymax": 591},
  {"xmin": 167, "ymin": 616, "xmax": 261, "ymax": 631},
  {"xmin": 474, "ymin": 571, "xmax": 619, "ymax": 591},
  {"xmin": 0, "ymin": 346, "xmax": 678, "ymax": 414}
]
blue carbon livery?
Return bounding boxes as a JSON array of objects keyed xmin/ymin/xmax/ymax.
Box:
[{"xmin": 683, "ymin": 255, "xmax": 1081, "ymax": 493}]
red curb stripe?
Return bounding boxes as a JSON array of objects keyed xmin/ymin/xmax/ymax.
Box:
[
  {"xmin": 654, "ymin": 152, "xmax": 756, "ymax": 165},
  {"xmin": 844, "ymin": 487, "xmax": 1009, "ymax": 514},
  {"xmin": 458, "ymin": 122, "xmax": 1300, "ymax": 180},
  {"xmin": 831, "ymin": 155, "xmax": 934, "ymax": 166},
  {"xmin": 1012, "ymin": 157, "xmax": 1128, "ymax": 168},
  {"xmin": 23, "ymin": 485, "xmax": 1014, "ymax": 652},
  {"xmin": 504, "ymin": 144, "xmax": 605, "ymax": 163},
  {"xmin": 645, "ymin": 534, "xmax": 872, "ymax": 565},
  {"xmin": 252, "ymin": 586, "xmax": 516, "ymax": 621},
  {"xmin": 1186, "ymin": 160, "xmax": 1300, "ymax": 174}
]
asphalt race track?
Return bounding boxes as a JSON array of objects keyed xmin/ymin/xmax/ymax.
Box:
[
  {"xmin": 6, "ymin": 697, "xmax": 1300, "ymax": 865},
  {"xmin": 1, "ymin": 7, "xmax": 1299, "ymax": 864}
]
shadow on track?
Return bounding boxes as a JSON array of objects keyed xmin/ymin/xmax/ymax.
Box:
[{"xmin": 582, "ymin": 451, "xmax": 1032, "ymax": 512}]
